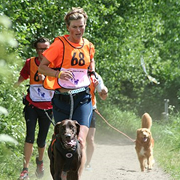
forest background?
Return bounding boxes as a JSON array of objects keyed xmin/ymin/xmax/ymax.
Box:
[{"xmin": 1, "ymin": 0, "xmax": 180, "ymax": 179}]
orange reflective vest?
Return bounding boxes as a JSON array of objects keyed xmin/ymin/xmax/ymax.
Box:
[
  {"xmin": 30, "ymin": 57, "xmax": 42, "ymax": 85},
  {"xmin": 43, "ymin": 36, "xmax": 92, "ymax": 90},
  {"xmin": 29, "ymin": 57, "xmax": 54, "ymax": 102}
]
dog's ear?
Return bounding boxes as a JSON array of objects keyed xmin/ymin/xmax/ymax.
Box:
[
  {"xmin": 54, "ymin": 122, "xmax": 61, "ymax": 135},
  {"xmin": 74, "ymin": 121, "xmax": 80, "ymax": 135}
]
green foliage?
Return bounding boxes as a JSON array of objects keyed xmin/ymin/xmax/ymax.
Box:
[
  {"xmin": 1, "ymin": 0, "xmax": 180, "ymax": 118},
  {"xmin": 152, "ymin": 114, "xmax": 180, "ymax": 180},
  {"xmin": 0, "ymin": 72, "xmax": 26, "ymax": 179},
  {"xmin": 0, "ymin": 14, "xmax": 24, "ymax": 179},
  {"xmin": 1, "ymin": 0, "xmax": 180, "ymax": 178},
  {"xmin": 0, "ymin": 15, "xmax": 18, "ymax": 76}
]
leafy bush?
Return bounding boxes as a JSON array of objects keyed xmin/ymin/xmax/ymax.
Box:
[{"xmin": 1, "ymin": 0, "xmax": 180, "ymax": 179}]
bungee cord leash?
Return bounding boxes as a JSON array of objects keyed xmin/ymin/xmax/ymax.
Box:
[
  {"xmin": 45, "ymin": 90, "xmax": 135, "ymax": 143},
  {"xmin": 68, "ymin": 92, "xmax": 74, "ymax": 120},
  {"xmin": 44, "ymin": 93, "xmax": 74, "ymax": 126},
  {"xmin": 44, "ymin": 109, "xmax": 55, "ymax": 126},
  {"xmin": 95, "ymin": 109, "xmax": 135, "ymax": 143}
]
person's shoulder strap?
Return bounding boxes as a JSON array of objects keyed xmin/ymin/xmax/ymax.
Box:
[{"xmin": 55, "ymin": 35, "xmax": 67, "ymax": 41}]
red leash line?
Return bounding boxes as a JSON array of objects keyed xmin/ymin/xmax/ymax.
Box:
[{"xmin": 95, "ymin": 109, "xmax": 135, "ymax": 143}]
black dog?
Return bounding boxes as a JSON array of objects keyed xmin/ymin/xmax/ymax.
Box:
[{"xmin": 48, "ymin": 119, "xmax": 82, "ymax": 180}]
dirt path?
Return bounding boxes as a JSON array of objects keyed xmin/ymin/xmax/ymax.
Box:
[
  {"xmin": 81, "ymin": 130, "xmax": 171, "ymax": 180},
  {"xmin": 32, "ymin": 127, "xmax": 172, "ymax": 180}
]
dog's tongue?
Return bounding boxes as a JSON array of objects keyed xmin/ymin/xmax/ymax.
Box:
[
  {"xmin": 67, "ymin": 140, "xmax": 76, "ymax": 147},
  {"xmin": 143, "ymin": 137, "xmax": 148, "ymax": 142}
]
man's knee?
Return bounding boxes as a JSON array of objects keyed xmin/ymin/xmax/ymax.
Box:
[
  {"xmin": 78, "ymin": 137, "xmax": 86, "ymax": 149},
  {"xmin": 37, "ymin": 138, "xmax": 46, "ymax": 148},
  {"xmin": 86, "ymin": 136, "xmax": 94, "ymax": 145},
  {"xmin": 25, "ymin": 136, "xmax": 35, "ymax": 144}
]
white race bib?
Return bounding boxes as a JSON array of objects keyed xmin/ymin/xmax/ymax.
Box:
[
  {"xmin": 58, "ymin": 68, "xmax": 90, "ymax": 89},
  {"xmin": 29, "ymin": 85, "xmax": 54, "ymax": 102}
]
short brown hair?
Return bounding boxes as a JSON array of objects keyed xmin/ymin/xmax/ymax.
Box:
[
  {"xmin": 33, "ymin": 37, "xmax": 50, "ymax": 48},
  {"xmin": 64, "ymin": 7, "xmax": 88, "ymax": 26}
]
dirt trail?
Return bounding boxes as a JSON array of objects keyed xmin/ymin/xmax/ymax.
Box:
[
  {"xmin": 30, "ymin": 127, "xmax": 172, "ymax": 180},
  {"xmin": 81, "ymin": 129, "xmax": 171, "ymax": 180}
]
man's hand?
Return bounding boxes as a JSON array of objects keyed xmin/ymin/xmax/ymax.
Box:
[
  {"xmin": 60, "ymin": 71, "xmax": 73, "ymax": 80},
  {"xmin": 91, "ymin": 74, "xmax": 98, "ymax": 86},
  {"xmin": 99, "ymin": 86, "xmax": 108, "ymax": 100},
  {"xmin": 14, "ymin": 82, "xmax": 20, "ymax": 88}
]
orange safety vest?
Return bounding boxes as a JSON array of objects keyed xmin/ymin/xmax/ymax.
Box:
[
  {"xmin": 29, "ymin": 57, "xmax": 54, "ymax": 102},
  {"xmin": 30, "ymin": 57, "xmax": 42, "ymax": 85},
  {"xmin": 43, "ymin": 36, "xmax": 92, "ymax": 90}
]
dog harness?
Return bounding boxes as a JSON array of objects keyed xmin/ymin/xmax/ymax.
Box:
[{"xmin": 51, "ymin": 136, "xmax": 79, "ymax": 172}]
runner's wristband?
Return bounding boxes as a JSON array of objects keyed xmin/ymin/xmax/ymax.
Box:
[{"xmin": 58, "ymin": 71, "xmax": 62, "ymax": 79}]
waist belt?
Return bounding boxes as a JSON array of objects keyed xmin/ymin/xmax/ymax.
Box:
[
  {"xmin": 53, "ymin": 87, "xmax": 89, "ymax": 103},
  {"xmin": 58, "ymin": 87, "xmax": 86, "ymax": 95}
]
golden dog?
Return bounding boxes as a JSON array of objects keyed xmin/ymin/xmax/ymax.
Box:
[{"xmin": 135, "ymin": 113, "xmax": 154, "ymax": 172}]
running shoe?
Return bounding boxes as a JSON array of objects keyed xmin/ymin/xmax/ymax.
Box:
[
  {"xmin": 35, "ymin": 157, "xmax": 44, "ymax": 178},
  {"xmin": 85, "ymin": 164, "xmax": 92, "ymax": 171},
  {"xmin": 19, "ymin": 169, "xmax": 29, "ymax": 180}
]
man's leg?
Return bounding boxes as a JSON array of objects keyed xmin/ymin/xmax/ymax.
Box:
[
  {"xmin": 23, "ymin": 142, "xmax": 33, "ymax": 168},
  {"xmin": 35, "ymin": 109, "xmax": 52, "ymax": 178},
  {"xmin": 37, "ymin": 146, "xmax": 45, "ymax": 161},
  {"xmin": 19, "ymin": 142, "xmax": 33, "ymax": 179},
  {"xmin": 86, "ymin": 127, "xmax": 96, "ymax": 166},
  {"xmin": 78, "ymin": 125, "xmax": 89, "ymax": 177}
]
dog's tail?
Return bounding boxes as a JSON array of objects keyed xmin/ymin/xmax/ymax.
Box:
[{"xmin": 141, "ymin": 113, "xmax": 152, "ymax": 129}]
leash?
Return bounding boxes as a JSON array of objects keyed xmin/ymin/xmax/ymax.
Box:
[
  {"xmin": 68, "ymin": 92, "xmax": 74, "ymax": 120},
  {"xmin": 95, "ymin": 109, "xmax": 135, "ymax": 143},
  {"xmin": 44, "ymin": 110, "xmax": 55, "ymax": 126},
  {"xmin": 44, "ymin": 90, "xmax": 75, "ymax": 125}
]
